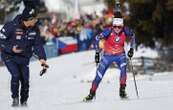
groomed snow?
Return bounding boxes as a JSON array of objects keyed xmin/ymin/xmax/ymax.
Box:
[{"xmin": 0, "ymin": 50, "xmax": 173, "ymax": 110}]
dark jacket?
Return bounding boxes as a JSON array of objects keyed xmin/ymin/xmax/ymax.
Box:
[{"xmin": 0, "ymin": 15, "xmax": 46, "ymax": 64}]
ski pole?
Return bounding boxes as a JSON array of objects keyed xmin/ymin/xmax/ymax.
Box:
[{"xmin": 129, "ymin": 58, "xmax": 139, "ymax": 98}]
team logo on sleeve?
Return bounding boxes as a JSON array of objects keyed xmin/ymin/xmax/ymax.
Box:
[
  {"xmin": 2, "ymin": 28, "xmax": 6, "ymax": 32},
  {"xmin": 0, "ymin": 32, "xmax": 7, "ymax": 39}
]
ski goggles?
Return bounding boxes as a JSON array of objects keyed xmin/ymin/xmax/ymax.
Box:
[{"xmin": 113, "ymin": 25, "xmax": 123, "ymax": 29}]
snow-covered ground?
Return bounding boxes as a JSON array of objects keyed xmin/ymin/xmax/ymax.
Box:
[{"xmin": 0, "ymin": 50, "xmax": 173, "ymax": 110}]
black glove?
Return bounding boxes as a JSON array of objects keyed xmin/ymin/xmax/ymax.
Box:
[
  {"xmin": 40, "ymin": 64, "xmax": 49, "ymax": 76},
  {"xmin": 128, "ymin": 48, "xmax": 134, "ymax": 58},
  {"xmin": 95, "ymin": 51, "xmax": 100, "ymax": 64}
]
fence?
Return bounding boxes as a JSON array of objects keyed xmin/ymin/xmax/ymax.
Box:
[
  {"xmin": 110, "ymin": 57, "xmax": 173, "ymax": 75},
  {"xmin": 127, "ymin": 57, "xmax": 173, "ymax": 75}
]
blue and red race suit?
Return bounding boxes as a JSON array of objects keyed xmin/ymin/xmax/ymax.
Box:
[{"xmin": 91, "ymin": 26, "xmax": 136, "ymax": 92}]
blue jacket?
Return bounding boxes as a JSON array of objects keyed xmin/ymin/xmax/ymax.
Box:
[{"xmin": 0, "ymin": 15, "xmax": 46, "ymax": 64}]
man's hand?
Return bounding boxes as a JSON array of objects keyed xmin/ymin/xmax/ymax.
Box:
[
  {"xmin": 39, "ymin": 59, "xmax": 47, "ymax": 65},
  {"xmin": 12, "ymin": 45, "xmax": 23, "ymax": 53}
]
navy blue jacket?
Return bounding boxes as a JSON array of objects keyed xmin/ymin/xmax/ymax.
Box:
[{"xmin": 0, "ymin": 15, "xmax": 46, "ymax": 64}]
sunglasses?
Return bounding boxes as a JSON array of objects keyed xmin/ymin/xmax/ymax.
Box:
[{"xmin": 113, "ymin": 26, "xmax": 123, "ymax": 29}]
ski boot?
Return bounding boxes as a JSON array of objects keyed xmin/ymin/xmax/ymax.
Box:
[
  {"xmin": 21, "ymin": 101, "xmax": 27, "ymax": 107},
  {"xmin": 11, "ymin": 97, "xmax": 19, "ymax": 107},
  {"xmin": 119, "ymin": 84, "xmax": 128, "ymax": 99},
  {"xmin": 20, "ymin": 99, "xmax": 28, "ymax": 107},
  {"xmin": 83, "ymin": 90, "xmax": 96, "ymax": 102}
]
